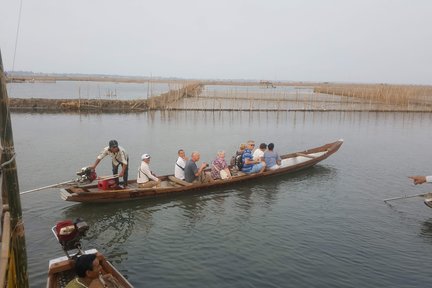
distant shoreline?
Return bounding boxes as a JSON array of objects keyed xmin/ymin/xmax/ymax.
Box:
[
  {"xmin": 5, "ymin": 73, "xmax": 325, "ymax": 87},
  {"xmin": 6, "ymin": 74, "xmax": 432, "ymax": 113}
]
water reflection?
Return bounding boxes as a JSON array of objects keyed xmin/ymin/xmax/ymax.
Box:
[
  {"xmin": 419, "ymin": 218, "xmax": 432, "ymax": 242},
  {"xmin": 60, "ymin": 202, "xmax": 148, "ymax": 264},
  {"xmin": 150, "ymin": 110, "xmax": 432, "ymax": 130}
]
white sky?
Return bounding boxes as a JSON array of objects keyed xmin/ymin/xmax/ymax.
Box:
[{"xmin": 1, "ymin": 0, "xmax": 431, "ymax": 84}]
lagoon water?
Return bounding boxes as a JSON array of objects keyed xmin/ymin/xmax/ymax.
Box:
[
  {"xmin": 7, "ymin": 81, "xmax": 181, "ymax": 100},
  {"xmin": 9, "ymin": 110, "xmax": 432, "ymax": 287}
]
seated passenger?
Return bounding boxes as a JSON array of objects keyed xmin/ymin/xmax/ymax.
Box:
[
  {"xmin": 184, "ymin": 151, "xmax": 212, "ymax": 183},
  {"xmin": 174, "ymin": 149, "xmax": 188, "ymax": 180},
  {"xmin": 211, "ymin": 150, "xmax": 232, "ymax": 180},
  {"xmin": 65, "ymin": 253, "xmax": 119, "ymax": 288},
  {"xmin": 242, "ymin": 140, "xmax": 266, "ymax": 174},
  {"xmin": 137, "ymin": 154, "xmax": 160, "ymax": 188},
  {"xmin": 253, "ymin": 143, "xmax": 267, "ymax": 161},
  {"xmin": 264, "ymin": 143, "xmax": 281, "ymax": 170},
  {"xmin": 230, "ymin": 143, "xmax": 246, "ymax": 168}
]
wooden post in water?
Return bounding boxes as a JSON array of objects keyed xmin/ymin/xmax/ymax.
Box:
[{"xmin": 0, "ymin": 50, "xmax": 29, "ymax": 287}]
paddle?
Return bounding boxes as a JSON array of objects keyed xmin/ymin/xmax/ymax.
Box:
[{"xmin": 383, "ymin": 192, "xmax": 428, "ymax": 203}]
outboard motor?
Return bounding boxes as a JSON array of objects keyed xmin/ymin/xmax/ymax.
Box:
[
  {"xmin": 76, "ymin": 166, "xmax": 97, "ymax": 184},
  {"xmin": 54, "ymin": 218, "xmax": 89, "ymax": 258}
]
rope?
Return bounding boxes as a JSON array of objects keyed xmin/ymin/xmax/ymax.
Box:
[{"xmin": 0, "ymin": 153, "xmax": 16, "ymax": 172}]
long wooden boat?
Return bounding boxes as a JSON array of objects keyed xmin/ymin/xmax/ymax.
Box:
[{"xmin": 60, "ymin": 139, "xmax": 344, "ymax": 203}]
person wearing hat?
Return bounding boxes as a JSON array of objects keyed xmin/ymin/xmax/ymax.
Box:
[
  {"xmin": 90, "ymin": 140, "xmax": 129, "ymax": 187},
  {"xmin": 137, "ymin": 153, "xmax": 160, "ymax": 188}
]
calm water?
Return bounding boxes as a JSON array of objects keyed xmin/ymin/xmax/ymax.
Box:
[
  {"xmin": 7, "ymin": 81, "xmax": 181, "ymax": 100},
  {"xmin": 8, "ymin": 111, "xmax": 432, "ymax": 287}
]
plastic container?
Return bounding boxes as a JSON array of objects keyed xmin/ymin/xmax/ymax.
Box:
[{"xmin": 97, "ymin": 178, "xmax": 117, "ymax": 190}]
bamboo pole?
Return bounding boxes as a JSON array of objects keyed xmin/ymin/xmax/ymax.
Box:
[
  {"xmin": 0, "ymin": 50, "xmax": 29, "ymax": 287},
  {"xmin": 383, "ymin": 192, "xmax": 427, "ymax": 203}
]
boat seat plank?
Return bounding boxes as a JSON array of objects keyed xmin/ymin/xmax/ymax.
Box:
[
  {"xmin": 231, "ymin": 171, "xmax": 247, "ymax": 177},
  {"xmin": 70, "ymin": 187, "xmax": 87, "ymax": 193},
  {"xmin": 296, "ymin": 153, "xmax": 316, "ymax": 159}
]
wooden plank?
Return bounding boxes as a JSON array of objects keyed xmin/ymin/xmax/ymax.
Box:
[
  {"xmin": 296, "ymin": 152, "xmax": 316, "ymax": 159},
  {"xmin": 0, "ymin": 212, "xmax": 11, "ymax": 286}
]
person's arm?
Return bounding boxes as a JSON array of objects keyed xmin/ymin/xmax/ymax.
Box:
[
  {"xmin": 91, "ymin": 158, "xmax": 101, "ymax": 169},
  {"xmin": 276, "ymin": 153, "xmax": 281, "ymax": 165},
  {"xmin": 119, "ymin": 163, "xmax": 127, "ymax": 177},
  {"xmin": 409, "ymin": 175, "xmax": 432, "ymax": 185},
  {"xmin": 245, "ymin": 158, "xmax": 259, "ymax": 165},
  {"xmin": 141, "ymin": 163, "xmax": 159, "ymax": 182},
  {"xmin": 90, "ymin": 148, "xmax": 108, "ymax": 169},
  {"xmin": 117, "ymin": 148, "xmax": 128, "ymax": 177},
  {"xmin": 196, "ymin": 162, "xmax": 207, "ymax": 176}
]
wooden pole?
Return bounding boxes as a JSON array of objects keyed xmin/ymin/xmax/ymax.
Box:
[
  {"xmin": 0, "ymin": 50, "xmax": 29, "ymax": 287},
  {"xmin": 383, "ymin": 192, "xmax": 427, "ymax": 203}
]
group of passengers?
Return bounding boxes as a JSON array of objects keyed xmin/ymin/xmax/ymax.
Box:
[
  {"xmin": 173, "ymin": 140, "xmax": 282, "ymax": 185},
  {"xmin": 90, "ymin": 139, "xmax": 282, "ymax": 188},
  {"xmin": 234, "ymin": 140, "xmax": 282, "ymax": 173}
]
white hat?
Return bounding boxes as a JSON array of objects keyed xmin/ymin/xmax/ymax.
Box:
[{"xmin": 141, "ymin": 154, "xmax": 151, "ymax": 160}]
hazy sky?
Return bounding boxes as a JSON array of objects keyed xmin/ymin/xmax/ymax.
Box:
[{"xmin": 1, "ymin": 0, "xmax": 431, "ymax": 84}]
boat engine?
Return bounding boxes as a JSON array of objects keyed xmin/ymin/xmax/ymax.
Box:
[
  {"xmin": 54, "ymin": 218, "xmax": 89, "ymax": 258},
  {"xmin": 76, "ymin": 166, "xmax": 97, "ymax": 184}
]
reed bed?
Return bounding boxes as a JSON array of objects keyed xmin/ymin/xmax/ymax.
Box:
[
  {"xmin": 166, "ymin": 83, "xmax": 432, "ymax": 112},
  {"xmin": 314, "ymin": 84, "xmax": 432, "ymax": 111},
  {"xmin": 8, "ymin": 79, "xmax": 432, "ymax": 112},
  {"xmin": 146, "ymin": 83, "xmax": 202, "ymax": 109}
]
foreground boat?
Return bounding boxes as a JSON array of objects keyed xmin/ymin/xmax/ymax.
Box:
[
  {"xmin": 60, "ymin": 139, "xmax": 343, "ymax": 203},
  {"xmin": 47, "ymin": 218, "xmax": 132, "ymax": 288}
]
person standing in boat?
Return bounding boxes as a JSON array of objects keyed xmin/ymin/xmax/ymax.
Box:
[
  {"xmin": 91, "ymin": 140, "xmax": 129, "ymax": 187},
  {"xmin": 242, "ymin": 140, "xmax": 266, "ymax": 174},
  {"xmin": 409, "ymin": 175, "xmax": 432, "ymax": 185},
  {"xmin": 264, "ymin": 143, "xmax": 281, "ymax": 170},
  {"xmin": 137, "ymin": 153, "xmax": 160, "ymax": 188},
  {"xmin": 184, "ymin": 151, "xmax": 211, "ymax": 183},
  {"xmin": 174, "ymin": 149, "xmax": 188, "ymax": 180}
]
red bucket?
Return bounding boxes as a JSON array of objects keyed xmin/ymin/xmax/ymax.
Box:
[{"xmin": 97, "ymin": 178, "xmax": 117, "ymax": 190}]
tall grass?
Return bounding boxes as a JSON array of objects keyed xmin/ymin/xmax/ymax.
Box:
[{"xmin": 314, "ymin": 84, "xmax": 432, "ymax": 111}]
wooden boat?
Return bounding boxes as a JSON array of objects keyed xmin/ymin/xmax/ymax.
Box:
[
  {"xmin": 60, "ymin": 139, "xmax": 344, "ymax": 203},
  {"xmin": 47, "ymin": 219, "xmax": 133, "ymax": 288}
]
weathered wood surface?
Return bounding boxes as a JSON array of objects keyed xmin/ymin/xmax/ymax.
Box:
[{"xmin": 1, "ymin": 50, "xmax": 29, "ymax": 287}]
